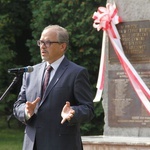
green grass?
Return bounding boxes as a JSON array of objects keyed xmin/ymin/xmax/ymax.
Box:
[
  {"xmin": 0, "ymin": 115, "xmax": 24, "ymax": 150},
  {"xmin": 0, "ymin": 129, "xmax": 24, "ymax": 150}
]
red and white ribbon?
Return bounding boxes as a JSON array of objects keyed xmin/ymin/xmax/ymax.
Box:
[
  {"xmin": 93, "ymin": 31, "xmax": 106, "ymax": 102},
  {"xmin": 92, "ymin": 3, "xmax": 150, "ymax": 113}
]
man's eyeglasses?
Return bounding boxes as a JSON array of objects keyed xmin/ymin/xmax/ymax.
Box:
[{"xmin": 37, "ymin": 40, "xmax": 60, "ymax": 48}]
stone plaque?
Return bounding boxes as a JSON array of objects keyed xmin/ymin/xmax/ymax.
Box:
[
  {"xmin": 109, "ymin": 20, "xmax": 150, "ymax": 63},
  {"xmin": 108, "ymin": 70, "xmax": 150, "ymax": 127}
]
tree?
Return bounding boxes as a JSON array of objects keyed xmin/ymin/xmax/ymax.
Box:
[{"xmin": 0, "ymin": 0, "xmax": 32, "ymax": 115}]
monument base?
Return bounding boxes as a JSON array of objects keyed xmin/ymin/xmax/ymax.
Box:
[{"xmin": 82, "ymin": 136, "xmax": 150, "ymax": 150}]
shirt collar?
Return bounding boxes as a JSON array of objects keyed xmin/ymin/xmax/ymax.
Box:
[{"xmin": 46, "ymin": 55, "xmax": 64, "ymax": 71}]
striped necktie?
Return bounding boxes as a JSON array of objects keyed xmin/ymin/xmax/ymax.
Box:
[{"xmin": 42, "ymin": 65, "xmax": 53, "ymax": 94}]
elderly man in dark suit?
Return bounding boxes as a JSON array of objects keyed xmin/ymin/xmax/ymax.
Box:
[{"xmin": 13, "ymin": 25, "xmax": 94, "ymax": 150}]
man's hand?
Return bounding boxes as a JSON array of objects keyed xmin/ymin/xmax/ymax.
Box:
[
  {"xmin": 61, "ymin": 101, "xmax": 75, "ymax": 124},
  {"xmin": 25, "ymin": 97, "xmax": 40, "ymax": 118}
]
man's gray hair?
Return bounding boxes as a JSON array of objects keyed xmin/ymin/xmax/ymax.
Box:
[{"xmin": 43, "ymin": 25, "xmax": 69, "ymax": 47}]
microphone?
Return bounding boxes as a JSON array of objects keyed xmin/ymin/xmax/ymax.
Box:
[{"xmin": 8, "ymin": 66, "xmax": 34, "ymax": 74}]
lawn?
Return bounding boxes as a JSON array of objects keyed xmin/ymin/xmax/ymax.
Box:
[{"xmin": 0, "ymin": 115, "xmax": 24, "ymax": 150}]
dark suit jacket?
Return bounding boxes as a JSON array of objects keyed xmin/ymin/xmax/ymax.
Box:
[{"xmin": 13, "ymin": 57, "xmax": 94, "ymax": 150}]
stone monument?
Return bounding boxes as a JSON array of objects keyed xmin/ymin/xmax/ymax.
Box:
[
  {"xmin": 103, "ymin": 0, "xmax": 150, "ymax": 137},
  {"xmin": 82, "ymin": 0, "xmax": 150, "ymax": 149}
]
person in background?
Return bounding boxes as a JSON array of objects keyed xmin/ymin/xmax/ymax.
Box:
[{"xmin": 13, "ymin": 25, "xmax": 94, "ymax": 150}]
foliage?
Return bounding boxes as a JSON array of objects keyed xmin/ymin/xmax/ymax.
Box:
[
  {"xmin": 0, "ymin": 0, "xmax": 31, "ymax": 116},
  {"xmin": 0, "ymin": 1, "xmax": 16, "ymax": 113}
]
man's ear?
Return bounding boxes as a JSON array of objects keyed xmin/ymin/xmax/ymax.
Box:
[{"xmin": 61, "ymin": 43, "xmax": 67, "ymax": 52}]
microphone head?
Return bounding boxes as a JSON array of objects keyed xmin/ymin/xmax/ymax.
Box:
[{"xmin": 8, "ymin": 66, "xmax": 34, "ymax": 74}]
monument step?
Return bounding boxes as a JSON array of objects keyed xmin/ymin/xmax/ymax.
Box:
[{"xmin": 82, "ymin": 136, "xmax": 150, "ymax": 150}]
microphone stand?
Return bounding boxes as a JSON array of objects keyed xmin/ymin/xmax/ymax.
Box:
[{"xmin": 0, "ymin": 73, "xmax": 22, "ymax": 102}]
